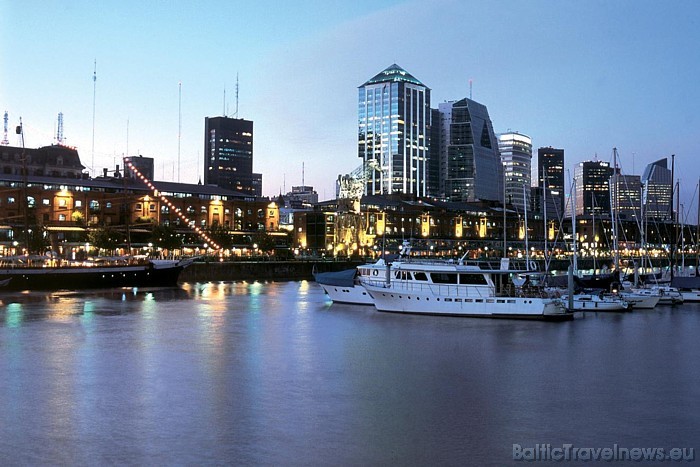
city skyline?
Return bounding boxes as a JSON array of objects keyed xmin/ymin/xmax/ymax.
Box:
[{"xmin": 2, "ymin": 0, "xmax": 699, "ymax": 210}]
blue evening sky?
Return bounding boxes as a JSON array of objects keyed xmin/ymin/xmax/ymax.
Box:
[{"xmin": 2, "ymin": 0, "xmax": 699, "ymax": 214}]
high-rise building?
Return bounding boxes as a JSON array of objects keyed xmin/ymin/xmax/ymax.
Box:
[
  {"xmin": 642, "ymin": 158, "xmax": 673, "ymax": 221},
  {"xmin": 573, "ymin": 160, "xmax": 615, "ymax": 217},
  {"xmin": 435, "ymin": 98, "xmax": 503, "ymax": 202},
  {"xmin": 358, "ymin": 64, "xmax": 430, "ymax": 197},
  {"xmin": 204, "ymin": 116, "xmax": 262, "ymax": 197},
  {"xmin": 537, "ymin": 147, "xmax": 565, "ymax": 217},
  {"xmin": 498, "ymin": 132, "xmax": 532, "ymax": 212},
  {"xmin": 611, "ymin": 174, "xmax": 642, "ymax": 221}
]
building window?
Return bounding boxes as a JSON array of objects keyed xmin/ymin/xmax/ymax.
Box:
[
  {"xmin": 58, "ymin": 199, "xmax": 67, "ymax": 207},
  {"xmin": 150, "ymin": 204, "xmax": 156, "ymax": 212},
  {"xmin": 58, "ymin": 214, "xmax": 66, "ymax": 221},
  {"xmin": 43, "ymin": 199, "xmax": 50, "ymax": 206},
  {"xmin": 75, "ymin": 200, "xmax": 82, "ymax": 208},
  {"xmin": 106, "ymin": 202, "xmax": 112, "ymax": 209}
]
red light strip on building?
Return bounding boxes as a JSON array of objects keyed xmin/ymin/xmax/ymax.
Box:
[{"xmin": 124, "ymin": 158, "xmax": 221, "ymax": 250}]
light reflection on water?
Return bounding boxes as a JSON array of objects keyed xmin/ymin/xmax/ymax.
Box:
[{"xmin": 0, "ymin": 281, "xmax": 699, "ymax": 465}]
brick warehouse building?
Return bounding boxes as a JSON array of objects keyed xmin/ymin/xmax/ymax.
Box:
[{"xmin": 0, "ymin": 144, "xmax": 281, "ymax": 257}]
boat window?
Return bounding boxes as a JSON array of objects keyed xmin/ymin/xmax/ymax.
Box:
[
  {"xmin": 413, "ymin": 272, "xmax": 428, "ymax": 281},
  {"xmin": 430, "ymin": 273, "xmax": 458, "ymax": 284},
  {"xmin": 459, "ymin": 273, "xmax": 488, "ymax": 285}
]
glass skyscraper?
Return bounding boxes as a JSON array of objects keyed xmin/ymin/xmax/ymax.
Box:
[
  {"xmin": 498, "ymin": 132, "xmax": 532, "ymax": 213},
  {"xmin": 358, "ymin": 64, "xmax": 430, "ymax": 197},
  {"xmin": 642, "ymin": 158, "xmax": 673, "ymax": 221},
  {"xmin": 436, "ymin": 98, "xmax": 503, "ymax": 202}
]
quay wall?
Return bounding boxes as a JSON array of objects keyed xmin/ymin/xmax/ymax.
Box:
[
  {"xmin": 179, "ymin": 257, "xmax": 679, "ymax": 283},
  {"xmin": 179, "ymin": 260, "xmax": 365, "ymax": 282}
]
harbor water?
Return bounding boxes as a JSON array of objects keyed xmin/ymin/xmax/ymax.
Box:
[{"xmin": 1, "ymin": 281, "xmax": 699, "ymax": 465}]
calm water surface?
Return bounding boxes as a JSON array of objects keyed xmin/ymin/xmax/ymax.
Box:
[{"xmin": 1, "ymin": 281, "xmax": 699, "ymax": 465}]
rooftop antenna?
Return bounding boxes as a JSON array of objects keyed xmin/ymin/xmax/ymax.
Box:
[
  {"xmin": 56, "ymin": 112, "xmax": 64, "ymax": 144},
  {"xmin": 178, "ymin": 81, "xmax": 182, "ymax": 182},
  {"xmin": 126, "ymin": 118, "xmax": 129, "ymax": 156},
  {"xmin": 2, "ymin": 111, "xmax": 10, "ymax": 145},
  {"xmin": 91, "ymin": 59, "xmax": 97, "ymax": 175},
  {"xmin": 469, "ymin": 79, "xmax": 473, "ymax": 99},
  {"xmin": 302, "ymin": 162, "xmax": 305, "ymax": 187},
  {"xmin": 223, "ymin": 85, "xmax": 226, "ymax": 117}
]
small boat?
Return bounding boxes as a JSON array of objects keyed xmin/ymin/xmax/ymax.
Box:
[
  {"xmin": 0, "ymin": 256, "xmax": 193, "ymax": 291},
  {"xmin": 313, "ymin": 267, "xmax": 375, "ymax": 305},
  {"xmin": 670, "ymin": 276, "xmax": 700, "ymax": 303},
  {"xmin": 359, "ymin": 260, "xmax": 572, "ymax": 321},
  {"xmin": 619, "ymin": 290, "xmax": 660, "ymax": 309},
  {"xmin": 314, "ymin": 241, "xmax": 412, "ymax": 305},
  {"xmin": 632, "ymin": 285, "xmax": 684, "ymax": 306},
  {"xmin": 559, "ymin": 293, "xmax": 630, "ymax": 312}
]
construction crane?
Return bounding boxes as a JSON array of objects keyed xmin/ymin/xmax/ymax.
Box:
[{"xmin": 337, "ymin": 160, "xmax": 380, "ymax": 201}]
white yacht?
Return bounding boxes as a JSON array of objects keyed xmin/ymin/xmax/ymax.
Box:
[{"xmin": 359, "ymin": 260, "xmax": 572, "ymax": 321}]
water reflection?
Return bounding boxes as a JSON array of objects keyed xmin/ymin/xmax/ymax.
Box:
[{"xmin": 1, "ymin": 282, "xmax": 699, "ymax": 465}]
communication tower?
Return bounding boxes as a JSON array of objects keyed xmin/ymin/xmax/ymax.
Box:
[
  {"xmin": 1, "ymin": 111, "xmax": 9, "ymax": 145},
  {"xmin": 56, "ymin": 112, "xmax": 64, "ymax": 144}
]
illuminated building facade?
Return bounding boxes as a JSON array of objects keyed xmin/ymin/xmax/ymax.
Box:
[
  {"xmin": 498, "ymin": 132, "xmax": 532, "ymax": 213},
  {"xmin": 204, "ymin": 116, "xmax": 262, "ymax": 197},
  {"xmin": 358, "ymin": 64, "xmax": 430, "ymax": 197},
  {"xmin": 610, "ymin": 174, "xmax": 642, "ymax": 221},
  {"xmin": 537, "ymin": 147, "xmax": 565, "ymax": 216},
  {"xmin": 642, "ymin": 158, "xmax": 673, "ymax": 221},
  {"xmin": 574, "ymin": 160, "xmax": 615, "ymax": 217}
]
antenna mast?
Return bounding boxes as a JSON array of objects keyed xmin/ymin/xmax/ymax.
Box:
[
  {"xmin": 91, "ymin": 59, "xmax": 97, "ymax": 175},
  {"xmin": 1, "ymin": 111, "xmax": 9, "ymax": 145},
  {"xmin": 235, "ymin": 73, "xmax": 239, "ymax": 118},
  {"xmin": 56, "ymin": 112, "xmax": 64, "ymax": 144},
  {"xmin": 469, "ymin": 79, "xmax": 473, "ymax": 99}
]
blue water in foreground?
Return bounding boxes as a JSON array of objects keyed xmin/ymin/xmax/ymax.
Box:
[{"xmin": 1, "ymin": 281, "xmax": 699, "ymax": 465}]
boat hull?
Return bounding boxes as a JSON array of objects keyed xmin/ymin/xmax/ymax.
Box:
[
  {"xmin": 363, "ymin": 283, "xmax": 571, "ymax": 321},
  {"xmin": 0, "ymin": 262, "xmax": 186, "ymax": 291},
  {"xmin": 317, "ymin": 283, "xmax": 374, "ymax": 305}
]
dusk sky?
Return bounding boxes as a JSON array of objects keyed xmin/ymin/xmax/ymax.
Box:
[{"xmin": 2, "ymin": 0, "xmax": 700, "ymax": 216}]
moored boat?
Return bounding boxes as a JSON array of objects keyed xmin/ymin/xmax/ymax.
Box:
[
  {"xmin": 0, "ymin": 256, "xmax": 193, "ymax": 291},
  {"xmin": 560, "ymin": 293, "xmax": 630, "ymax": 312},
  {"xmin": 359, "ymin": 260, "xmax": 572, "ymax": 321}
]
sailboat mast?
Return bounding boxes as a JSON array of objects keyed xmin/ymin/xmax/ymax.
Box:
[
  {"xmin": 571, "ymin": 172, "xmax": 578, "ymax": 273},
  {"xmin": 612, "ymin": 148, "xmax": 620, "ymax": 272},
  {"xmin": 670, "ymin": 154, "xmax": 676, "ymax": 280},
  {"xmin": 524, "ymin": 184, "xmax": 529, "ymax": 270},
  {"xmin": 696, "ymin": 177, "xmax": 699, "ymax": 275},
  {"xmin": 543, "ymin": 168, "xmax": 548, "ymax": 268}
]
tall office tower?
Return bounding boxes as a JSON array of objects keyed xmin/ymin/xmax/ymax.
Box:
[
  {"xmin": 436, "ymin": 98, "xmax": 503, "ymax": 202},
  {"xmin": 610, "ymin": 174, "xmax": 642, "ymax": 221},
  {"xmin": 573, "ymin": 160, "xmax": 615, "ymax": 217},
  {"xmin": 537, "ymin": 147, "xmax": 565, "ymax": 217},
  {"xmin": 204, "ymin": 116, "xmax": 262, "ymax": 197},
  {"xmin": 358, "ymin": 64, "xmax": 430, "ymax": 197},
  {"xmin": 642, "ymin": 158, "xmax": 673, "ymax": 221},
  {"xmin": 427, "ymin": 108, "xmax": 441, "ymax": 198},
  {"xmin": 498, "ymin": 132, "xmax": 532, "ymax": 212}
]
